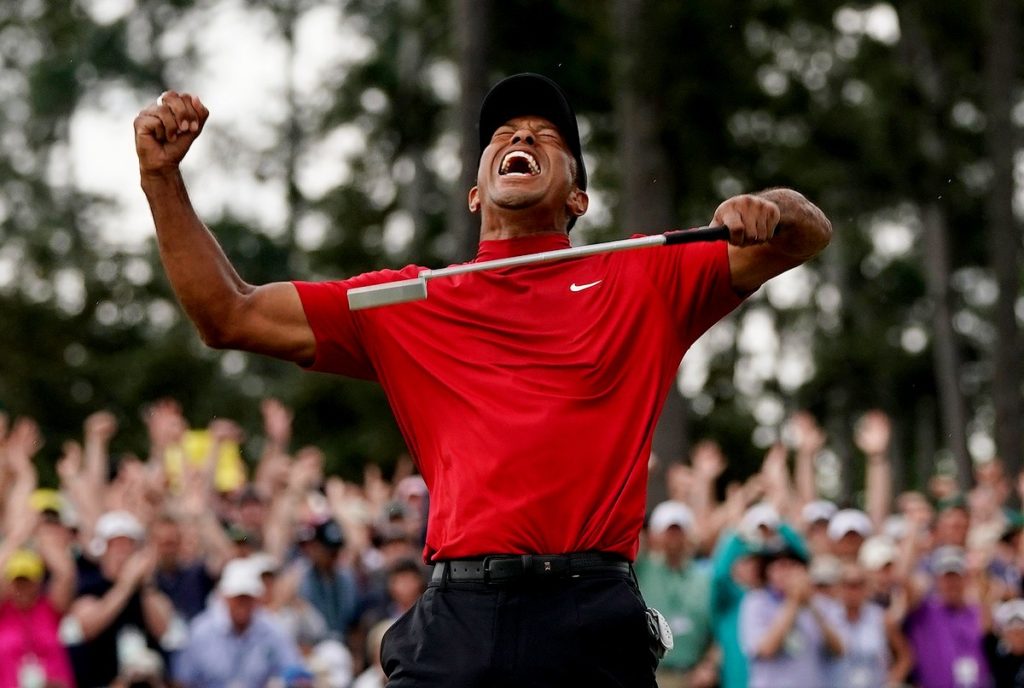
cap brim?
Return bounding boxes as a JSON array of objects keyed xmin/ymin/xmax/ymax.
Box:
[{"xmin": 478, "ymin": 73, "xmax": 586, "ymax": 190}]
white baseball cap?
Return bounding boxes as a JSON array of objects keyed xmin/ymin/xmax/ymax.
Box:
[
  {"xmin": 91, "ymin": 510, "xmax": 145, "ymax": 556},
  {"xmin": 742, "ymin": 502, "xmax": 781, "ymax": 532},
  {"xmin": 858, "ymin": 536, "xmax": 897, "ymax": 571},
  {"xmin": 802, "ymin": 500, "xmax": 838, "ymax": 525},
  {"xmin": 219, "ymin": 558, "xmax": 265, "ymax": 598},
  {"xmin": 827, "ymin": 509, "xmax": 873, "ymax": 541},
  {"xmin": 995, "ymin": 599, "xmax": 1024, "ymax": 630},
  {"xmin": 649, "ymin": 501, "xmax": 695, "ymax": 534}
]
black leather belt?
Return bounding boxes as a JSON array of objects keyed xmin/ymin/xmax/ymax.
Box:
[{"xmin": 431, "ymin": 552, "xmax": 631, "ymax": 584}]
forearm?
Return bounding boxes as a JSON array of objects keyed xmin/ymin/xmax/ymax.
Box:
[
  {"xmin": 83, "ymin": 438, "xmax": 109, "ymax": 490},
  {"xmin": 754, "ymin": 599, "xmax": 801, "ymax": 657},
  {"xmin": 3, "ymin": 473, "xmax": 35, "ymax": 532},
  {"xmin": 141, "ymin": 587, "xmax": 173, "ymax": 639},
  {"xmin": 74, "ymin": 582, "xmax": 137, "ymax": 640},
  {"xmin": 141, "ymin": 170, "xmax": 251, "ymax": 346},
  {"xmin": 810, "ymin": 605, "xmax": 844, "ymax": 655},
  {"xmin": 46, "ymin": 560, "xmax": 77, "ymax": 614},
  {"xmin": 794, "ymin": 448, "xmax": 816, "ymax": 506},
  {"xmin": 866, "ymin": 455, "xmax": 892, "ymax": 528},
  {"xmin": 194, "ymin": 509, "xmax": 233, "ymax": 573}
]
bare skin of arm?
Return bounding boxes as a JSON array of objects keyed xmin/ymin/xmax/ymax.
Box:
[
  {"xmin": 134, "ymin": 92, "xmax": 314, "ymax": 364},
  {"xmin": 715, "ymin": 188, "xmax": 832, "ymax": 294}
]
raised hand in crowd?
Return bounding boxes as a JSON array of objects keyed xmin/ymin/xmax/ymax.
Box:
[
  {"xmin": 2, "ymin": 416, "xmax": 41, "ymax": 534},
  {"xmin": 689, "ymin": 441, "xmax": 726, "ymax": 551},
  {"xmin": 856, "ymin": 410, "xmax": 894, "ymax": 531},
  {"xmin": 35, "ymin": 514, "xmax": 77, "ymax": 613},
  {"xmin": 56, "ymin": 439, "xmax": 103, "ymax": 545},
  {"xmin": 83, "ymin": 410, "xmax": 118, "ymax": 486},
  {"xmin": 759, "ymin": 442, "xmax": 792, "ymax": 517},
  {"xmin": 143, "ymin": 398, "xmax": 187, "ymax": 461},
  {"xmin": 363, "ymin": 463, "xmax": 392, "ymax": 513},
  {"xmin": 788, "ymin": 410, "xmax": 826, "ymax": 509},
  {"xmin": 326, "ymin": 476, "xmax": 373, "ymax": 554},
  {"xmin": 255, "ymin": 398, "xmax": 293, "ymax": 494}
]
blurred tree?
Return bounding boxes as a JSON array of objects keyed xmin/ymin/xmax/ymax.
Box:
[{"xmin": 1, "ymin": 0, "xmax": 1020, "ymax": 495}]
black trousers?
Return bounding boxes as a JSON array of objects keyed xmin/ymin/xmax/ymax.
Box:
[{"xmin": 381, "ymin": 569, "xmax": 659, "ymax": 687}]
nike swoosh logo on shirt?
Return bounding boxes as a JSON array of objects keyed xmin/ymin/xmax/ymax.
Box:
[{"xmin": 569, "ymin": 280, "xmax": 602, "ymax": 292}]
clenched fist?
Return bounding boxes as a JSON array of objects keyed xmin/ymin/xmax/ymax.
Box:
[
  {"xmin": 711, "ymin": 193, "xmax": 781, "ymax": 247},
  {"xmin": 134, "ymin": 91, "xmax": 209, "ymax": 176}
]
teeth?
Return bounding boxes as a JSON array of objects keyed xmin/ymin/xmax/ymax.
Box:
[{"xmin": 499, "ymin": 150, "xmax": 540, "ymax": 175}]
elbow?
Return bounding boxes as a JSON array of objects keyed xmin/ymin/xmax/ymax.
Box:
[
  {"xmin": 196, "ymin": 322, "xmax": 233, "ymax": 350},
  {"xmin": 192, "ymin": 300, "xmax": 250, "ymax": 351}
]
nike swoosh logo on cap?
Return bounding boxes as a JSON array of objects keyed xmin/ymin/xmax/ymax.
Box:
[{"xmin": 569, "ymin": 280, "xmax": 602, "ymax": 292}]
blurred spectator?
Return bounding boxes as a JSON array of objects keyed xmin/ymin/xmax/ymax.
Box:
[
  {"xmin": 173, "ymin": 558, "xmax": 301, "ymax": 687},
  {"xmin": 808, "ymin": 554, "xmax": 841, "ymax": 598},
  {"xmin": 66, "ymin": 510, "xmax": 177, "ymax": 688},
  {"xmin": 801, "ymin": 500, "xmax": 837, "ymax": 556},
  {"xmin": 739, "ymin": 543, "xmax": 843, "ymax": 688},
  {"xmin": 296, "ymin": 519, "xmax": 358, "ymax": 636},
  {"xmin": 988, "ymin": 513, "xmax": 1024, "ymax": 595},
  {"xmin": 826, "ymin": 561, "xmax": 912, "ymax": 688},
  {"xmin": 858, "ymin": 535, "xmax": 900, "ymax": 607},
  {"xmin": 0, "ymin": 522, "xmax": 77, "ymax": 688},
  {"xmin": 904, "ymin": 545, "xmax": 991, "ymax": 688},
  {"xmin": 827, "ymin": 509, "xmax": 873, "ymax": 561},
  {"xmin": 150, "ymin": 513, "xmax": 217, "ymax": 622},
  {"xmin": 712, "ymin": 500, "xmax": 810, "ymax": 688},
  {"xmin": 985, "ymin": 598, "xmax": 1024, "ymax": 687},
  {"xmin": 934, "ymin": 497, "xmax": 971, "ymax": 549},
  {"xmin": 635, "ymin": 500, "xmax": 717, "ymax": 688}
]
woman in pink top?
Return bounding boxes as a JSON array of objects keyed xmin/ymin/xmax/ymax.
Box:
[{"xmin": 0, "ymin": 517, "xmax": 78, "ymax": 688}]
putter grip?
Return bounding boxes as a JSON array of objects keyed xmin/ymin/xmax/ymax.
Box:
[{"xmin": 663, "ymin": 225, "xmax": 730, "ymax": 245}]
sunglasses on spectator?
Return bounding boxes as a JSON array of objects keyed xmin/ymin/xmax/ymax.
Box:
[{"xmin": 840, "ymin": 578, "xmax": 867, "ymax": 587}]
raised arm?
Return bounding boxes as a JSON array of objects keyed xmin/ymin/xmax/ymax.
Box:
[
  {"xmin": 134, "ymin": 91, "xmax": 315, "ymax": 364},
  {"xmin": 714, "ymin": 188, "xmax": 832, "ymax": 294}
]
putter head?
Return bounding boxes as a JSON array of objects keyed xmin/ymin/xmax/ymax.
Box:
[{"xmin": 347, "ymin": 278, "xmax": 428, "ymax": 311}]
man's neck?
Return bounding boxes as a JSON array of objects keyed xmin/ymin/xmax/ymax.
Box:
[{"xmin": 478, "ymin": 208, "xmax": 568, "ymax": 241}]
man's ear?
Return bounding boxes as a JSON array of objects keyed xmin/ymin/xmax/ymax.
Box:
[
  {"xmin": 468, "ymin": 186, "xmax": 481, "ymax": 214},
  {"xmin": 566, "ymin": 188, "xmax": 589, "ymax": 220}
]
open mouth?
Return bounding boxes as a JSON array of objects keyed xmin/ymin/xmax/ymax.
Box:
[{"xmin": 499, "ymin": 150, "xmax": 541, "ymax": 176}]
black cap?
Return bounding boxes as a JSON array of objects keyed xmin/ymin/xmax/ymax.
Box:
[
  {"xmin": 297, "ymin": 519, "xmax": 345, "ymax": 550},
  {"xmin": 478, "ymin": 73, "xmax": 587, "ymax": 192}
]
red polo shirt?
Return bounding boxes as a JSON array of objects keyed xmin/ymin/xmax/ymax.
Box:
[{"xmin": 293, "ymin": 233, "xmax": 744, "ymax": 561}]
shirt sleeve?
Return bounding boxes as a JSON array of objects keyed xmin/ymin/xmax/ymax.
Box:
[
  {"xmin": 635, "ymin": 237, "xmax": 747, "ymax": 348},
  {"xmin": 292, "ymin": 265, "xmax": 422, "ymax": 379}
]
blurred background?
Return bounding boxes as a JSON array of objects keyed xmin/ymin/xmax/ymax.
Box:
[{"xmin": 0, "ymin": 0, "xmax": 1019, "ymax": 503}]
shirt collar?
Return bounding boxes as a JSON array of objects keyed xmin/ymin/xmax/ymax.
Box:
[{"xmin": 475, "ymin": 233, "xmax": 571, "ymax": 262}]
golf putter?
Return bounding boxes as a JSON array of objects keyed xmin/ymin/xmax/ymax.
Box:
[{"xmin": 347, "ymin": 224, "xmax": 730, "ymax": 311}]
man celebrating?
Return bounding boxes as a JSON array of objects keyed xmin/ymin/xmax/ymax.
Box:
[{"xmin": 135, "ymin": 73, "xmax": 831, "ymax": 687}]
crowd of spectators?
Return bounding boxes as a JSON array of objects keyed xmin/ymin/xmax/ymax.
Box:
[{"xmin": 1, "ymin": 401, "xmax": 1022, "ymax": 687}]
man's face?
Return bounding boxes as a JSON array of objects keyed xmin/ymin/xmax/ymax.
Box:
[
  {"xmin": 766, "ymin": 557, "xmax": 803, "ymax": 590},
  {"xmin": 833, "ymin": 531, "xmax": 865, "ymax": 559},
  {"xmin": 935, "ymin": 570, "xmax": 967, "ymax": 605},
  {"xmin": 471, "ymin": 116, "xmax": 584, "ymax": 229},
  {"xmin": 102, "ymin": 535, "xmax": 138, "ymax": 575},
  {"xmin": 838, "ymin": 567, "xmax": 869, "ymax": 608},
  {"xmin": 935, "ymin": 508, "xmax": 970, "ymax": 546},
  {"xmin": 151, "ymin": 521, "xmax": 181, "ymax": 565},
  {"xmin": 658, "ymin": 525, "xmax": 689, "ymax": 560},
  {"xmin": 225, "ymin": 594, "xmax": 257, "ymax": 631}
]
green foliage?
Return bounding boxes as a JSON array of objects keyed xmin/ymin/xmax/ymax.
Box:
[{"xmin": 0, "ymin": 0, "xmax": 1019, "ymax": 489}]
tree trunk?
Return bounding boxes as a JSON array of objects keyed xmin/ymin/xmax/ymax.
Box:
[
  {"xmin": 452, "ymin": 0, "xmax": 490, "ymax": 259},
  {"xmin": 612, "ymin": 0, "xmax": 687, "ymax": 506},
  {"xmin": 983, "ymin": 0, "xmax": 1022, "ymax": 476},
  {"xmin": 921, "ymin": 203, "xmax": 972, "ymax": 487}
]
